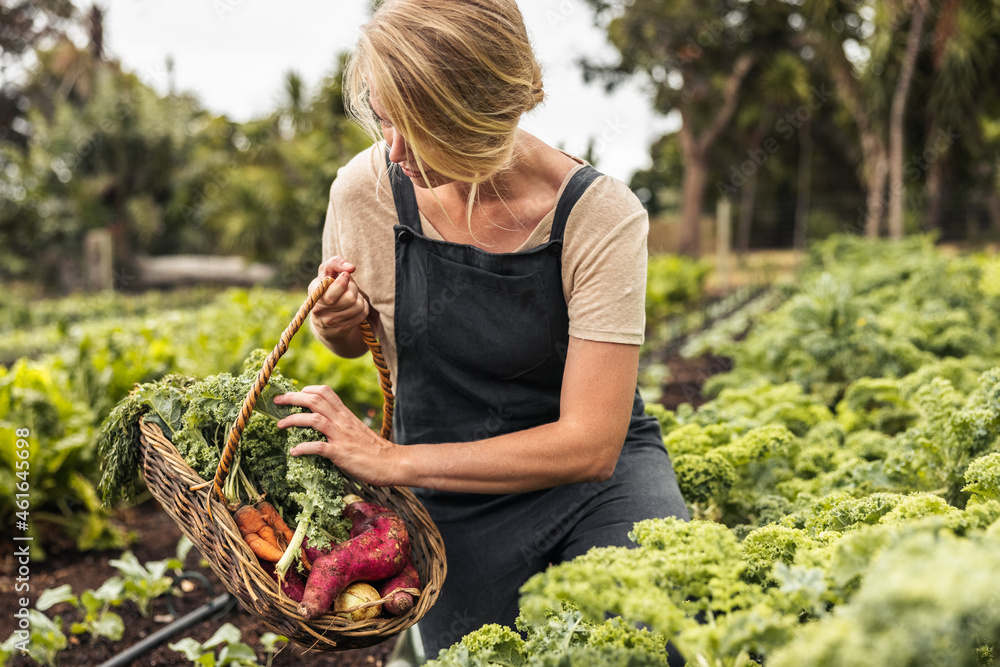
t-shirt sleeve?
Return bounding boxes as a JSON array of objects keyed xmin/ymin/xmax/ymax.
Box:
[{"xmin": 564, "ymin": 178, "xmax": 649, "ymax": 346}]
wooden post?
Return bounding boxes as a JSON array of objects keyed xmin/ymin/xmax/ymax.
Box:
[
  {"xmin": 84, "ymin": 228, "xmax": 114, "ymax": 291},
  {"xmin": 716, "ymin": 197, "xmax": 732, "ymax": 291}
]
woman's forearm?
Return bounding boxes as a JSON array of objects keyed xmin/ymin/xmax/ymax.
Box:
[
  {"xmin": 391, "ymin": 339, "xmax": 638, "ymax": 493},
  {"xmin": 310, "ymin": 315, "xmax": 370, "ymax": 358},
  {"xmin": 392, "ymin": 408, "xmax": 629, "ymax": 494}
]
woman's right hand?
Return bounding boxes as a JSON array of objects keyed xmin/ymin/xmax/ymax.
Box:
[{"xmin": 310, "ymin": 256, "xmax": 369, "ymax": 341}]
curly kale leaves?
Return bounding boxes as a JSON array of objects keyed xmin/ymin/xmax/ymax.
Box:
[
  {"xmin": 427, "ymin": 605, "xmax": 672, "ymax": 667},
  {"xmin": 96, "ymin": 353, "xmax": 349, "ymax": 544},
  {"xmin": 97, "ymin": 374, "xmax": 194, "ymax": 504}
]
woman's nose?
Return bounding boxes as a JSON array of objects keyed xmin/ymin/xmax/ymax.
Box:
[{"xmin": 387, "ymin": 131, "xmax": 408, "ymax": 164}]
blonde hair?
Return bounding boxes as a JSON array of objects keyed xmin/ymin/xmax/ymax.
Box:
[{"xmin": 344, "ymin": 0, "xmax": 544, "ymax": 195}]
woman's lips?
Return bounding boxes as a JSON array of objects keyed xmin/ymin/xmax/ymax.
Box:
[{"xmin": 399, "ymin": 163, "xmax": 421, "ymax": 179}]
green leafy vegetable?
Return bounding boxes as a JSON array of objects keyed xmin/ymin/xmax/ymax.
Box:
[{"xmin": 97, "ymin": 350, "xmax": 350, "ymax": 572}]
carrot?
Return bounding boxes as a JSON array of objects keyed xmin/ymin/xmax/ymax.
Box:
[
  {"xmin": 257, "ymin": 501, "xmax": 295, "ymax": 546},
  {"xmin": 234, "ymin": 505, "xmax": 285, "ymax": 562},
  {"xmin": 297, "ymin": 507, "xmax": 410, "ymax": 619},
  {"xmin": 377, "ymin": 559, "xmax": 421, "ymax": 616}
]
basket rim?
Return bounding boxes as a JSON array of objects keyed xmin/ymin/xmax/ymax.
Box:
[{"xmin": 138, "ymin": 418, "xmax": 447, "ymax": 650}]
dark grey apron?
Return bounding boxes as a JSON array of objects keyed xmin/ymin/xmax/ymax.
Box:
[{"xmin": 387, "ymin": 154, "xmax": 688, "ymax": 657}]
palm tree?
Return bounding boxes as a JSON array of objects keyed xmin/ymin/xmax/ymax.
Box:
[
  {"xmin": 803, "ymin": 0, "xmax": 933, "ymax": 238},
  {"xmin": 923, "ymin": 0, "xmax": 1000, "ymax": 233},
  {"xmin": 887, "ymin": 0, "xmax": 928, "ymax": 239}
]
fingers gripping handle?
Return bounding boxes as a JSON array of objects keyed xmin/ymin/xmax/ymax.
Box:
[{"xmin": 210, "ymin": 275, "xmax": 394, "ymax": 504}]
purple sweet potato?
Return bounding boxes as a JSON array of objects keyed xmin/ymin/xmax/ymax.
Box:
[
  {"xmin": 377, "ymin": 560, "xmax": 421, "ymax": 616},
  {"xmin": 302, "ymin": 498, "xmax": 395, "ymax": 561},
  {"xmin": 297, "ymin": 507, "xmax": 411, "ymax": 619},
  {"xmin": 344, "ymin": 501, "xmax": 392, "ymax": 536},
  {"xmin": 261, "ymin": 560, "xmax": 306, "ymax": 602}
]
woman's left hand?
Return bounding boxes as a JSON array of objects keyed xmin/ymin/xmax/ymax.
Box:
[{"xmin": 273, "ymin": 386, "xmax": 401, "ymax": 487}]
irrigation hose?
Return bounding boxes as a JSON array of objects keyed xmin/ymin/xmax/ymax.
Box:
[{"xmin": 96, "ymin": 592, "xmax": 236, "ymax": 667}]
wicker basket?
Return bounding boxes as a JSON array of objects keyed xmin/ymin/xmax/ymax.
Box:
[{"xmin": 137, "ymin": 276, "xmax": 446, "ymax": 651}]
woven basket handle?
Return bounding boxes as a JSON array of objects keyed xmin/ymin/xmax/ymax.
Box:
[{"xmin": 210, "ymin": 275, "xmax": 395, "ymax": 504}]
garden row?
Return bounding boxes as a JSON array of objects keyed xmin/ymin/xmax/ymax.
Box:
[{"xmin": 426, "ymin": 235, "xmax": 1000, "ymax": 666}]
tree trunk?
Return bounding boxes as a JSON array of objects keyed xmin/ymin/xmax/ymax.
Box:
[
  {"xmin": 888, "ymin": 0, "xmax": 927, "ymax": 239},
  {"xmin": 986, "ymin": 190, "xmax": 1000, "ymax": 235},
  {"xmin": 736, "ymin": 168, "xmax": 759, "ymax": 254},
  {"xmin": 793, "ymin": 119, "xmax": 812, "ymax": 250},
  {"xmin": 818, "ymin": 42, "xmax": 889, "ymax": 237},
  {"xmin": 675, "ymin": 52, "xmax": 757, "ymax": 257},
  {"xmin": 678, "ymin": 148, "xmax": 708, "ymax": 256},
  {"xmin": 736, "ymin": 112, "xmax": 772, "ymax": 254},
  {"xmin": 924, "ymin": 137, "xmax": 947, "ymax": 231},
  {"xmin": 863, "ymin": 135, "xmax": 889, "ymax": 237}
]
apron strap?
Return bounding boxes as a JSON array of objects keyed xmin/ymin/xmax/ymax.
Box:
[
  {"xmin": 550, "ymin": 166, "xmax": 600, "ymax": 242},
  {"xmin": 386, "ymin": 146, "xmax": 423, "ymax": 232}
]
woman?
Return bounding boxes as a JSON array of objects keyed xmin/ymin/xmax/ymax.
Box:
[{"xmin": 274, "ymin": 0, "xmax": 688, "ymax": 657}]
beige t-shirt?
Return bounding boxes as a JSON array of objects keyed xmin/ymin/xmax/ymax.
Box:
[{"xmin": 321, "ymin": 143, "xmax": 649, "ymax": 384}]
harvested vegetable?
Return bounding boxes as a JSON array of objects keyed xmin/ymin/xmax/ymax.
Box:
[
  {"xmin": 258, "ymin": 501, "xmax": 295, "ymax": 547},
  {"xmin": 297, "ymin": 502, "xmax": 411, "ymax": 619},
  {"xmin": 261, "ymin": 561, "xmax": 306, "ymax": 602},
  {"xmin": 96, "ymin": 350, "xmax": 351, "ymax": 575},
  {"xmin": 377, "ymin": 560, "xmax": 421, "ymax": 616},
  {"xmin": 334, "ymin": 583, "xmax": 383, "ymax": 621},
  {"xmin": 234, "ymin": 505, "xmax": 284, "ymax": 562}
]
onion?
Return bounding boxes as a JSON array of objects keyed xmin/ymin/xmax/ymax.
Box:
[{"xmin": 334, "ymin": 582, "xmax": 382, "ymax": 621}]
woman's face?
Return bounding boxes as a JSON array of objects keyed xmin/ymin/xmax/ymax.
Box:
[{"xmin": 370, "ymin": 92, "xmax": 453, "ymax": 189}]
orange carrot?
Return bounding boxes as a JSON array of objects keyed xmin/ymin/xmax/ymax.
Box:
[
  {"xmin": 245, "ymin": 533, "xmax": 285, "ymax": 562},
  {"xmin": 234, "ymin": 505, "xmax": 285, "ymax": 562},
  {"xmin": 257, "ymin": 501, "xmax": 295, "ymax": 546}
]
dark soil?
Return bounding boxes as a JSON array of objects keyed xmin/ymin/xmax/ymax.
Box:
[
  {"xmin": 657, "ymin": 353, "xmax": 734, "ymax": 412},
  {"xmin": 0, "ymin": 501, "xmax": 396, "ymax": 666}
]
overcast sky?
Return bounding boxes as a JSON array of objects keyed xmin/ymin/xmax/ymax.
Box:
[{"xmin": 100, "ymin": 0, "xmax": 679, "ymax": 182}]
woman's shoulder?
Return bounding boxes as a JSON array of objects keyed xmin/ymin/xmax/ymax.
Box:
[
  {"xmin": 574, "ymin": 170, "xmax": 646, "ymax": 224},
  {"xmin": 329, "ymin": 143, "xmax": 388, "ymax": 204}
]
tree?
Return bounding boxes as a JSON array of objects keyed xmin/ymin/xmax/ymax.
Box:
[
  {"xmin": 729, "ymin": 51, "xmax": 813, "ymax": 252},
  {"xmin": 584, "ymin": 0, "xmax": 795, "ymax": 255},
  {"xmin": 887, "ymin": 0, "xmax": 928, "ymax": 239},
  {"xmin": 922, "ymin": 0, "xmax": 1000, "ymax": 234},
  {"xmin": 0, "ymin": 0, "xmax": 76, "ymax": 146},
  {"xmin": 804, "ymin": 0, "xmax": 930, "ymax": 239}
]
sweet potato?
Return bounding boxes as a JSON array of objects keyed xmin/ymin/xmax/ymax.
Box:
[
  {"xmin": 344, "ymin": 500, "xmax": 391, "ymax": 536},
  {"xmin": 301, "ymin": 498, "xmax": 391, "ymax": 561},
  {"xmin": 261, "ymin": 560, "xmax": 306, "ymax": 602},
  {"xmin": 377, "ymin": 560, "xmax": 421, "ymax": 616},
  {"xmin": 297, "ymin": 507, "xmax": 410, "ymax": 619}
]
